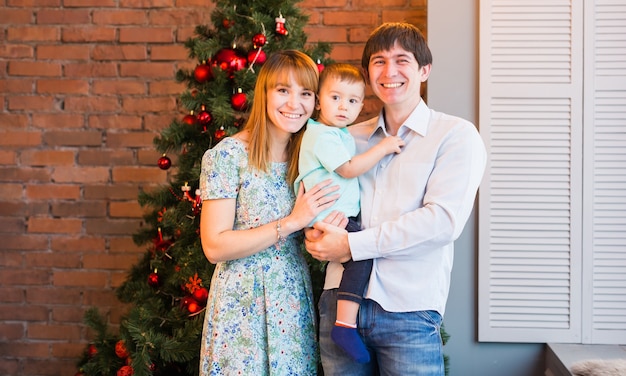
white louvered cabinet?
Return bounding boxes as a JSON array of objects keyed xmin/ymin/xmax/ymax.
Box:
[{"xmin": 478, "ymin": 0, "xmax": 626, "ymax": 344}]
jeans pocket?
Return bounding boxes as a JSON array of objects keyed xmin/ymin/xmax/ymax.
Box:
[{"xmin": 417, "ymin": 310, "xmax": 442, "ymax": 328}]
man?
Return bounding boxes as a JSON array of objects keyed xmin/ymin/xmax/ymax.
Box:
[{"xmin": 305, "ymin": 22, "xmax": 487, "ymax": 375}]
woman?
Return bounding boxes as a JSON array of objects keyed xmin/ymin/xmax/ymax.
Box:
[{"xmin": 198, "ymin": 50, "xmax": 339, "ymax": 375}]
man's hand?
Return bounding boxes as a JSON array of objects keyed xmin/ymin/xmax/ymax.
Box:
[{"xmin": 305, "ymin": 215, "xmax": 352, "ymax": 263}]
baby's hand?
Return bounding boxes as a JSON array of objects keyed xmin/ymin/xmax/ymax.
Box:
[{"xmin": 380, "ymin": 135, "xmax": 405, "ymax": 154}]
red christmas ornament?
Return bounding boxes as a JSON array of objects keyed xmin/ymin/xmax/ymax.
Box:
[
  {"xmin": 115, "ymin": 340, "xmax": 129, "ymax": 359},
  {"xmin": 252, "ymin": 33, "xmax": 267, "ymax": 49},
  {"xmin": 182, "ymin": 112, "xmax": 196, "ymax": 126},
  {"xmin": 316, "ymin": 59, "xmax": 325, "ymax": 72},
  {"xmin": 116, "ymin": 365, "xmax": 134, "ymax": 376},
  {"xmin": 214, "ymin": 127, "xmax": 226, "ymax": 140},
  {"xmin": 193, "ymin": 63, "xmax": 212, "ymax": 83},
  {"xmin": 275, "ymin": 14, "xmax": 288, "ymax": 35},
  {"xmin": 214, "ymin": 48, "xmax": 247, "ymax": 76},
  {"xmin": 197, "ymin": 106, "xmax": 212, "ymax": 126},
  {"xmin": 222, "ymin": 18, "xmax": 233, "ymax": 29},
  {"xmin": 157, "ymin": 207, "xmax": 166, "ymax": 222},
  {"xmin": 231, "ymin": 88, "xmax": 247, "ymax": 111},
  {"xmin": 248, "ymin": 49, "xmax": 266, "ymax": 65},
  {"xmin": 147, "ymin": 271, "xmax": 160, "ymax": 287},
  {"xmin": 87, "ymin": 344, "xmax": 97, "ymax": 358},
  {"xmin": 157, "ymin": 155, "xmax": 171, "ymax": 170},
  {"xmin": 192, "ymin": 287, "xmax": 209, "ymax": 304},
  {"xmin": 187, "ymin": 298, "xmax": 201, "ymax": 314}
]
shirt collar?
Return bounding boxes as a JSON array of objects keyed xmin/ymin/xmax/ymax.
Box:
[{"xmin": 370, "ymin": 99, "xmax": 430, "ymax": 139}]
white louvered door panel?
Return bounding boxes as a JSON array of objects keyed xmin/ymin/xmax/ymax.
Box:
[
  {"xmin": 582, "ymin": 0, "xmax": 626, "ymax": 344},
  {"xmin": 478, "ymin": 0, "xmax": 584, "ymax": 342}
]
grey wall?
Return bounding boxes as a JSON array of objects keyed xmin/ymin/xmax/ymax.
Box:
[{"xmin": 427, "ymin": 2, "xmax": 546, "ymax": 376}]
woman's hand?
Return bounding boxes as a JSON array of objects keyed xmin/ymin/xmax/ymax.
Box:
[
  {"xmin": 283, "ymin": 179, "xmax": 340, "ymax": 234},
  {"xmin": 304, "ymin": 210, "xmax": 348, "ymax": 242}
]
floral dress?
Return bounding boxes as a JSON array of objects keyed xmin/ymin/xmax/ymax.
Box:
[{"xmin": 198, "ymin": 137, "xmax": 318, "ymax": 376}]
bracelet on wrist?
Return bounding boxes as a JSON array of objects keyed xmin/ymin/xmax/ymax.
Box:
[{"xmin": 276, "ymin": 219, "xmax": 286, "ymax": 245}]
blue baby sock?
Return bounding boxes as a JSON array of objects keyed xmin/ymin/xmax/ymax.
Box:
[{"xmin": 331, "ymin": 324, "xmax": 370, "ymax": 363}]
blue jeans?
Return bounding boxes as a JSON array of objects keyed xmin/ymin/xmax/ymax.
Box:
[{"xmin": 319, "ymin": 289, "xmax": 444, "ymax": 376}]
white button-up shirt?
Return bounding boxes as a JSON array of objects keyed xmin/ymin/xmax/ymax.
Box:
[{"xmin": 324, "ymin": 100, "xmax": 487, "ymax": 315}]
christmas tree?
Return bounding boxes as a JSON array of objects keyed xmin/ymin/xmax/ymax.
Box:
[{"xmin": 76, "ymin": 0, "xmax": 331, "ymax": 375}]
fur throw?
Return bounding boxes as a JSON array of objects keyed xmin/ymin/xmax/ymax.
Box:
[{"xmin": 570, "ymin": 358, "xmax": 626, "ymax": 376}]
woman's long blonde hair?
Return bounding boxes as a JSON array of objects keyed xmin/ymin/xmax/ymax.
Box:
[{"xmin": 243, "ymin": 50, "xmax": 319, "ymax": 185}]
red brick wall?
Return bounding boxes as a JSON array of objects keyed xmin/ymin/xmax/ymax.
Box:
[{"xmin": 0, "ymin": 1, "xmax": 426, "ymax": 374}]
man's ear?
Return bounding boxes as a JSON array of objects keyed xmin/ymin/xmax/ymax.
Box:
[{"xmin": 420, "ymin": 64, "xmax": 432, "ymax": 82}]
